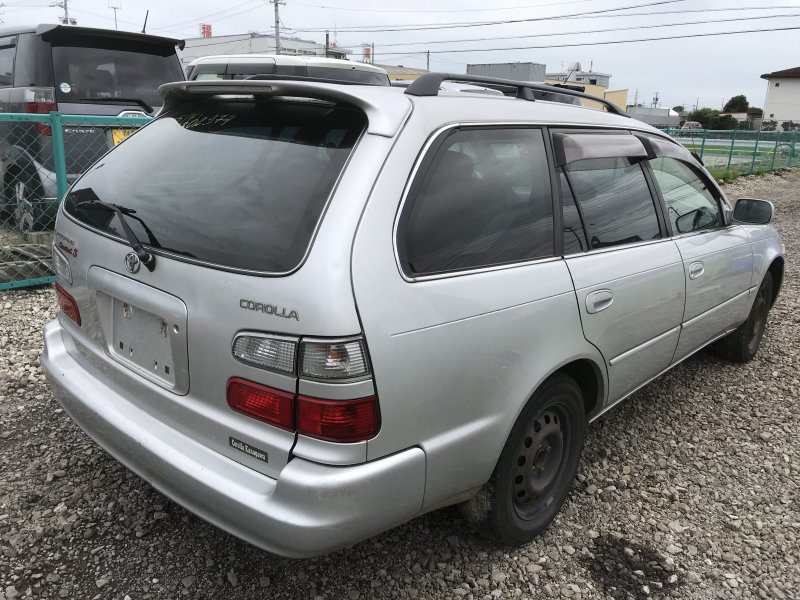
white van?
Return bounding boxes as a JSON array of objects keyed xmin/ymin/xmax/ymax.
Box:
[{"xmin": 185, "ymin": 54, "xmax": 390, "ymax": 86}]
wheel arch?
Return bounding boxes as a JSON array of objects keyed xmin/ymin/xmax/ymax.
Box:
[{"xmin": 767, "ymin": 256, "xmax": 784, "ymax": 307}]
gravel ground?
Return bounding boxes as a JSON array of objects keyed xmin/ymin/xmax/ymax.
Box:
[{"xmin": 1, "ymin": 171, "xmax": 798, "ymax": 600}]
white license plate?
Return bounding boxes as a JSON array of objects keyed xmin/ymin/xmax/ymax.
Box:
[{"xmin": 112, "ymin": 299, "xmax": 176, "ymax": 385}]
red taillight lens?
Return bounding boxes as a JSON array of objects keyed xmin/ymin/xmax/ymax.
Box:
[
  {"xmin": 55, "ymin": 284, "xmax": 81, "ymax": 326},
  {"xmin": 25, "ymin": 101, "xmax": 56, "ymax": 136},
  {"xmin": 296, "ymin": 395, "xmax": 380, "ymax": 442},
  {"xmin": 227, "ymin": 378, "xmax": 294, "ymax": 431}
]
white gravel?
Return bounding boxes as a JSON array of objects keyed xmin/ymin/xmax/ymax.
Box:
[{"xmin": 0, "ymin": 170, "xmax": 798, "ymax": 600}]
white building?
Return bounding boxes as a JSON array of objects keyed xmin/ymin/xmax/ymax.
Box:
[
  {"xmin": 180, "ymin": 33, "xmax": 350, "ymax": 71},
  {"xmin": 761, "ymin": 66, "xmax": 800, "ymax": 129},
  {"xmin": 545, "ymin": 62, "xmax": 611, "ymax": 88}
]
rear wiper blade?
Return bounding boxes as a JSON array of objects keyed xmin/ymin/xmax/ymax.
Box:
[
  {"xmin": 73, "ymin": 196, "xmax": 157, "ymax": 272},
  {"xmin": 80, "ymin": 97, "xmax": 154, "ymax": 114}
]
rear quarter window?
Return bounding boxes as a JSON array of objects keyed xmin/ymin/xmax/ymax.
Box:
[
  {"xmin": 400, "ymin": 127, "xmax": 554, "ymax": 276},
  {"xmin": 64, "ymin": 99, "xmax": 366, "ymax": 273}
]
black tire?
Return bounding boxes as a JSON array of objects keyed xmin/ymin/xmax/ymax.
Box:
[
  {"xmin": 459, "ymin": 373, "xmax": 586, "ymax": 546},
  {"xmin": 714, "ymin": 271, "xmax": 773, "ymax": 363}
]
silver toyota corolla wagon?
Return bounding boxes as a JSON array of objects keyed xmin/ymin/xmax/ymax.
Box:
[{"xmin": 42, "ymin": 73, "xmax": 784, "ymax": 558}]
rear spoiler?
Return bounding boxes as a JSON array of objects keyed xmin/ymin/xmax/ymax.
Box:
[
  {"xmin": 36, "ymin": 24, "xmax": 185, "ymax": 51},
  {"xmin": 158, "ymin": 79, "xmax": 411, "ymax": 137}
]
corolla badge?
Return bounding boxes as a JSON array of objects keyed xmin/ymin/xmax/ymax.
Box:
[{"xmin": 125, "ymin": 252, "xmax": 141, "ymax": 273}]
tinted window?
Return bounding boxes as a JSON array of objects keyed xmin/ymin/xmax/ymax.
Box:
[
  {"xmin": 403, "ymin": 128, "xmax": 553, "ymax": 275},
  {"xmin": 306, "ymin": 66, "xmax": 390, "ymax": 86},
  {"xmin": 0, "ymin": 44, "xmax": 14, "ymax": 86},
  {"xmin": 52, "ymin": 45, "xmax": 184, "ymax": 107},
  {"xmin": 65, "ymin": 100, "xmax": 366, "ymax": 273},
  {"xmin": 567, "ymin": 157, "xmax": 660, "ymax": 249},
  {"xmin": 649, "ymin": 157, "xmax": 721, "ymax": 234},
  {"xmin": 559, "ymin": 172, "xmax": 588, "ymax": 254}
]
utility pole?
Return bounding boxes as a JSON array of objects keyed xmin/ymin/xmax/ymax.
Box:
[
  {"xmin": 426, "ymin": 50, "xmax": 430, "ymax": 72},
  {"xmin": 371, "ymin": 42, "xmax": 374, "ymax": 64},
  {"xmin": 271, "ymin": 0, "xmax": 285, "ymax": 55},
  {"xmin": 325, "ymin": 30, "xmax": 330, "ymax": 58},
  {"xmin": 50, "ymin": 0, "xmax": 76, "ymax": 25}
]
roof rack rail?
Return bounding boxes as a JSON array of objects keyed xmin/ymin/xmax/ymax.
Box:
[{"xmin": 404, "ymin": 72, "xmax": 629, "ymax": 118}]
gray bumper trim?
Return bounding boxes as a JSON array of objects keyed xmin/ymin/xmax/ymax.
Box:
[{"xmin": 40, "ymin": 319, "xmax": 426, "ymax": 558}]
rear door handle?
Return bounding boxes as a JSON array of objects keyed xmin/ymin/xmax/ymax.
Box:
[
  {"xmin": 688, "ymin": 261, "xmax": 705, "ymax": 280},
  {"xmin": 586, "ymin": 289, "xmax": 614, "ymax": 314}
]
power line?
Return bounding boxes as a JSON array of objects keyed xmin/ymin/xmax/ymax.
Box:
[
  {"xmin": 290, "ymin": 4, "xmax": 800, "ymax": 33},
  {"xmin": 372, "ymin": 12, "xmax": 800, "ymax": 48},
  {"xmin": 290, "ymin": 0, "xmax": 688, "ymax": 33},
  {"xmin": 378, "ymin": 25, "xmax": 800, "ymax": 55},
  {"xmin": 152, "ymin": 0, "xmax": 263, "ymax": 32},
  {"xmin": 290, "ymin": 0, "xmax": 593, "ymax": 13}
]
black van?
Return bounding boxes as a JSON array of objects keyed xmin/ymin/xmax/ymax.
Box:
[{"xmin": 0, "ymin": 24, "xmax": 184, "ymax": 231}]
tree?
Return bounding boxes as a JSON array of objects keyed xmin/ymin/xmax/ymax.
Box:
[
  {"xmin": 723, "ymin": 94, "xmax": 749, "ymax": 113},
  {"xmin": 687, "ymin": 108, "xmax": 738, "ymax": 130},
  {"xmin": 672, "ymin": 105, "xmax": 685, "ymax": 113},
  {"xmin": 782, "ymin": 121, "xmax": 799, "ymax": 132},
  {"xmin": 762, "ymin": 120, "xmax": 778, "ymax": 131}
]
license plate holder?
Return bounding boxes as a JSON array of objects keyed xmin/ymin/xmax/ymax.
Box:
[{"xmin": 111, "ymin": 299, "xmax": 176, "ymax": 386}]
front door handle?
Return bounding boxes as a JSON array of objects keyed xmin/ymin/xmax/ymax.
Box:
[
  {"xmin": 688, "ymin": 261, "xmax": 705, "ymax": 280},
  {"xmin": 586, "ymin": 289, "xmax": 614, "ymax": 314}
]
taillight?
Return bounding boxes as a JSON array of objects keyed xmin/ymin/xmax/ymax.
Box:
[
  {"xmin": 297, "ymin": 395, "xmax": 380, "ymax": 443},
  {"xmin": 23, "ymin": 87, "xmax": 56, "ymax": 136},
  {"xmin": 227, "ymin": 378, "xmax": 294, "ymax": 431},
  {"xmin": 55, "ymin": 284, "xmax": 81, "ymax": 326}
]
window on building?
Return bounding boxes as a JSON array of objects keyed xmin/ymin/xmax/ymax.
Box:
[{"xmin": 775, "ymin": 82, "xmax": 780, "ymax": 87}]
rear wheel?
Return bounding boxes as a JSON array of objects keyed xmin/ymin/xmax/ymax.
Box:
[
  {"xmin": 714, "ymin": 271, "xmax": 773, "ymax": 363},
  {"xmin": 12, "ymin": 174, "xmax": 50, "ymax": 232},
  {"xmin": 460, "ymin": 373, "xmax": 586, "ymax": 545}
]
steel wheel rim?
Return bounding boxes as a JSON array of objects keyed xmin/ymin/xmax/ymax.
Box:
[
  {"xmin": 14, "ymin": 181, "xmax": 35, "ymax": 232},
  {"xmin": 512, "ymin": 405, "xmax": 571, "ymax": 520}
]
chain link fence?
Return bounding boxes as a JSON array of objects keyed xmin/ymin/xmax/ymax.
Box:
[
  {"xmin": 0, "ymin": 112, "xmax": 149, "ymax": 290},
  {"xmin": 663, "ymin": 128, "xmax": 800, "ymax": 179}
]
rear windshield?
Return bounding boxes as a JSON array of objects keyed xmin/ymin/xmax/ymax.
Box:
[
  {"xmin": 64, "ymin": 100, "xmax": 366, "ymax": 273},
  {"xmin": 52, "ymin": 45, "xmax": 184, "ymax": 108}
]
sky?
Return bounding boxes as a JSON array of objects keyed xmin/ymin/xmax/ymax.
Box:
[{"xmin": 4, "ymin": 0, "xmax": 800, "ymax": 111}]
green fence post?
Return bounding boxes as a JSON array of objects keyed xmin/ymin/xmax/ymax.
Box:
[
  {"xmin": 49, "ymin": 111, "xmax": 69, "ymax": 200},
  {"xmin": 749, "ymin": 129, "xmax": 762, "ymax": 174},
  {"xmin": 770, "ymin": 131, "xmax": 781, "ymax": 171},
  {"xmin": 699, "ymin": 130, "xmax": 707, "ymax": 160},
  {"xmin": 725, "ymin": 129, "xmax": 737, "ymax": 172}
]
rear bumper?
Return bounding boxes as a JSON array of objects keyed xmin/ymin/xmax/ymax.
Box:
[{"xmin": 41, "ymin": 319, "xmax": 426, "ymax": 558}]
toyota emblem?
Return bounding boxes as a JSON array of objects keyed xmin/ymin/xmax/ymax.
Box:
[{"xmin": 125, "ymin": 252, "xmax": 141, "ymax": 273}]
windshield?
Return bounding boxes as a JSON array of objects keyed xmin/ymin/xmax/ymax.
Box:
[
  {"xmin": 64, "ymin": 99, "xmax": 367, "ymax": 273},
  {"xmin": 52, "ymin": 45, "xmax": 184, "ymax": 108}
]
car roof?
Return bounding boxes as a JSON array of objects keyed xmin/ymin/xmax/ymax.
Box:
[
  {"xmin": 187, "ymin": 54, "xmax": 387, "ymax": 74},
  {"xmin": 0, "ymin": 24, "xmax": 184, "ymax": 48},
  {"xmin": 160, "ymin": 79, "xmax": 665, "ymax": 140}
]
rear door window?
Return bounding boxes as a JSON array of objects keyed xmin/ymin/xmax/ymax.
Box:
[
  {"xmin": 400, "ymin": 127, "xmax": 554, "ymax": 275},
  {"xmin": 52, "ymin": 45, "xmax": 184, "ymax": 108},
  {"xmin": 64, "ymin": 100, "xmax": 366, "ymax": 273},
  {"xmin": 566, "ymin": 157, "xmax": 661, "ymax": 249}
]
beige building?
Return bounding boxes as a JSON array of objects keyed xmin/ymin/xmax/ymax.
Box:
[
  {"xmin": 544, "ymin": 80, "xmax": 628, "ymax": 112},
  {"xmin": 761, "ymin": 66, "xmax": 800, "ymax": 129}
]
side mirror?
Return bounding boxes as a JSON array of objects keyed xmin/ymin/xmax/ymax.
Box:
[{"xmin": 733, "ymin": 198, "xmax": 774, "ymax": 225}]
